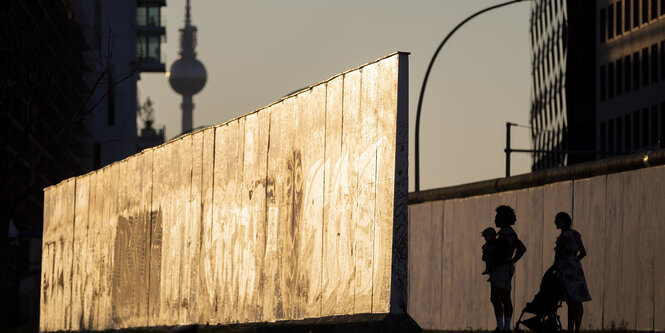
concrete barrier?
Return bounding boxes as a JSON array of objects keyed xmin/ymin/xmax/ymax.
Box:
[
  {"xmin": 408, "ymin": 165, "xmax": 665, "ymax": 331},
  {"xmin": 40, "ymin": 52, "xmax": 409, "ymax": 331}
]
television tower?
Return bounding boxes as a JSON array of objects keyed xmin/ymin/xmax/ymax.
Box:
[{"xmin": 168, "ymin": 0, "xmax": 207, "ymax": 134}]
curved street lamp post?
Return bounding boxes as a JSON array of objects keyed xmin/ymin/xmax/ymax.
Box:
[{"xmin": 414, "ymin": 0, "xmax": 530, "ymax": 191}]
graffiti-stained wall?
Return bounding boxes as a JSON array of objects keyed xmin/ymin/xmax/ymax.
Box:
[
  {"xmin": 40, "ymin": 53, "xmax": 409, "ymax": 331},
  {"xmin": 408, "ymin": 165, "xmax": 665, "ymax": 331}
]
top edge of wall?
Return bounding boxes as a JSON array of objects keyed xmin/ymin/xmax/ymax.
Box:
[
  {"xmin": 409, "ymin": 149, "xmax": 665, "ymax": 204},
  {"xmin": 44, "ymin": 51, "xmax": 410, "ymax": 192}
]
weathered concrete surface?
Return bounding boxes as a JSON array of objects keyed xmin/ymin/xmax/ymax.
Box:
[
  {"xmin": 40, "ymin": 52, "xmax": 409, "ymax": 331},
  {"xmin": 408, "ymin": 165, "xmax": 665, "ymax": 331}
]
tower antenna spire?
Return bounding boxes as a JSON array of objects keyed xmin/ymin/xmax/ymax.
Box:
[{"xmin": 185, "ymin": 0, "xmax": 191, "ymax": 27}]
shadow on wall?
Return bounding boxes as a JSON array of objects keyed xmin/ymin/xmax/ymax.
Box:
[{"xmin": 112, "ymin": 210, "xmax": 162, "ymax": 327}]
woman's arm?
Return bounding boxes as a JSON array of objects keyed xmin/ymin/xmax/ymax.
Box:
[
  {"xmin": 577, "ymin": 234, "xmax": 587, "ymax": 260},
  {"xmin": 512, "ymin": 238, "xmax": 526, "ymax": 263}
]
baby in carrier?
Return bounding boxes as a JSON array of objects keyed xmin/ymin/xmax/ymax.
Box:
[{"xmin": 481, "ymin": 227, "xmax": 498, "ymax": 276}]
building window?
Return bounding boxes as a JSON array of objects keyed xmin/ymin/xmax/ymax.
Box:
[
  {"xmin": 652, "ymin": 44, "xmax": 659, "ymax": 83},
  {"xmin": 609, "ymin": 5, "xmax": 615, "ymax": 39},
  {"xmin": 137, "ymin": 3, "xmax": 161, "ymax": 27},
  {"xmin": 609, "ymin": 62, "xmax": 615, "ymax": 99},
  {"xmin": 634, "ymin": 51, "xmax": 641, "ymax": 89},
  {"xmin": 652, "ymin": 0, "xmax": 658, "ymax": 19},
  {"xmin": 634, "ymin": 0, "xmax": 641, "ymax": 27},
  {"xmin": 600, "ymin": 65, "xmax": 607, "ymax": 101},
  {"xmin": 643, "ymin": 0, "xmax": 649, "ymax": 23},
  {"xmin": 633, "ymin": 110, "xmax": 640, "ymax": 149},
  {"xmin": 652, "ymin": 105, "xmax": 659, "ymax": 144},
  {"xmin": 625, "ymin": 114, "xmax": 632, "ymax": 151},
  {"xmin": 617, "ymin": 1, "xmax": 624, "ymax": 36},
  {"xmin": 625, "ymin": 55, "xmax": 632, "ymax": 92},
  {"xmin": 626, "ymin": 0, "xmax": 633, "ymax": 31},
  {"xmin": 642, "ymin": 47, "xmax": 649, "ymax": 86},
  {"xmin": 600, "ymin": 8, "xmax": 607, "ymax": 43}
]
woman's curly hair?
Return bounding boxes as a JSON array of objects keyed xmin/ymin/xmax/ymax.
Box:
[{"xmin": 495, "ymin": 205, "xmax": 516, "ymax": 226}]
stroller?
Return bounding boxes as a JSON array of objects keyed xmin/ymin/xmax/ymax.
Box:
[{"xmin": 514, "ymin": 265, "xmax": 564, "ymax": 333}]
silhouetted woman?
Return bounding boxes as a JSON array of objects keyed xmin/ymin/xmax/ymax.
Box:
[
  {"xmin": 553, "ymin": 212, "xmax": 591, "ymax": 333},
  {"xmin": 489, "ymin": 205, "xmax": 526, "ymax": 332}
]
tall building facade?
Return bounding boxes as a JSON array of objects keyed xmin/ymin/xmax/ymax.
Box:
[
  {"xmin": 1, "ymin": 0, "xmax": 92, "ymax": 328},
  {"xmin": 77, "ymin": 0, "xmax": 166, "ymax": 170},
  {"xmin": 597, "ymin": 0, "xmax": 665, "ymax": 156},
  {"xmin": 529, "ymin": 0, "xmax": 597, "ymax": 171}
]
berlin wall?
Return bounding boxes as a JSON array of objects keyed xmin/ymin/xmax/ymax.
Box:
[
  {"xmin": 40, "ymin": 52, "xmax": 409, "ymax": 331},
  {"xmin": 408, "ymin": 164, "xmax": 665, "ymax": 331}
]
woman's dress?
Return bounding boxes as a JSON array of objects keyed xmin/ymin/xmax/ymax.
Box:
[{"xmin": 555, "ymin": 229, "xmax": 592, "ymax": 302}]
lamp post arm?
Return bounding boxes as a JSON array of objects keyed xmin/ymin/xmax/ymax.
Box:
[{"xmin": 414, "ymin": 0, "xmax": 528, "ymax": 191}]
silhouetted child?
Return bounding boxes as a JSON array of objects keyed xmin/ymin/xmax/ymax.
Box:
[{"xmin": 481, "ymin": 227, "xmax": 497, "ymax": 276}]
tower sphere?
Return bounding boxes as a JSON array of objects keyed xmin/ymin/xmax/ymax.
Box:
[{"xmin": 168, "ymin": 57, "xmax": 207, "ymax": 95}]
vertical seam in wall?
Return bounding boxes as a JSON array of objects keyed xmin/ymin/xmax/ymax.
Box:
[
  {"xmin": 634, "ymin": 173, "xmax": 639, "ymax": 330},
  {"xmin": 440, "ymin": 201, "xmax": 446, "ymax": 328},
  {"xmin": 571, "ymin": 180, "xmax": 575, "ymax": 221},
  {"xmin": 602, "ymin": 174, "xmax": 607, "ymax": 329},
  {"xmin": 355, "ymin": 69, "xmax": 363, "ymax": 313},
  {"xmin": 259, "ymin": 112, "xmax": 272, "ymax": 321},
  {"xmin": 239, "ymin": 119, "xmax": 246, "ymax": 321},
  {"xmin": 197, "ymin": 132, "xmax": 205, "ymax": 323},
  {"xmin": 85, "ymin": 174, "xmax": 93, "ymax": 329},
  {"xmin": 147, "ymin": 150, "xmax": 155, "ymax": 327},
  {"xmin": 371, "ymin": 144, "xmax": 378, "ymax": 313},
  {"xmin": 209, "ymin": 128, "xmax": 218, "ymax": 323},
  {"xmin": 619, "ymin": 175, "xmax": 625, "ymax": 330},
  {"xmin": 540, "ymin": 186, "xmax": 544, "ymax": 276},
  {"xmin": 263, "ymin": 112, "xmax": 271, "ymax": 321},
  {"xmin": 320, "ymin": 85, "xmax": 327, "ymax": 317},
  {"xmin": 69, "ymin": 180, "xmax": 77, "ymax": 330},
  {"xmin": 370, "ymin": 69, "xmax": 378, "ymax": 313},
  {"xmin": 340, "ymin": 76, "xmax": 345, "ymax": 152}
]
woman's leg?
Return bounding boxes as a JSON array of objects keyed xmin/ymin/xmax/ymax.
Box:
[
  {"xmin": 566, "ymin": 302, "xmax": 574, "ymax": 333},
  {"xmin": 574, "ymin": 302, "xmax": 583, "ymax": 333},
  {"xmin": 491, "ymin": 287, "xmax": 504, "ymax": 329},
  {"xmin": 501, "ymin": 289, "xmax": 513, "ymax": 330},
  {"xmin": 566, "ymin": 302, "xmax": 583, "ymax": 333}
]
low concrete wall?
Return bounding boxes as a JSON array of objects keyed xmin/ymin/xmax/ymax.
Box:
[
  {"xmin": 40, "ymin": 53, "xmax": 409, "ymax": 331},
  {"xmin": 408, "ymin": 165, "xmax": 665, "ymax": 331}
]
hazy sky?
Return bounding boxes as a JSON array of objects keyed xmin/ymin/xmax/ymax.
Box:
[{"xmin": 138, "ymin": 0, "xmax": 534, "ymax": 192}]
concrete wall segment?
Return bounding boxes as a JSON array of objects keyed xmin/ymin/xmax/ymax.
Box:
[
  {"xmin": 645, "ymin": 165, "xmax": 665, "ymax": 331},
  {"xmin": 572, "ymin": 176, "xmax": 606, "ymax": 330},
  {"xmin": 408, "ymin": 167, "xmax": 665, "ymax": 331},
  {"xmin": 39, "ymin": 53, "xmax": 409, "ymax": 331}
]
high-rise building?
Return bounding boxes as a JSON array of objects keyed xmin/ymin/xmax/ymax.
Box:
[
  {"xmin": 78, "ymin": 0, "xmax": 166, "ymax": 170},
  {"xmin": 596, "ymin": 0, "xmax": 665, "ymax": 157},
  {"xmin": 529, "ymin": 0, "xmax": 597, "ymax": 171},
  {"xmin": 1, "ymin": 0, "xmax": 91, "ymax": 327},
  {"xmin": 530, "ymin": 0, "xmax": 665, "ymax": 171}
]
